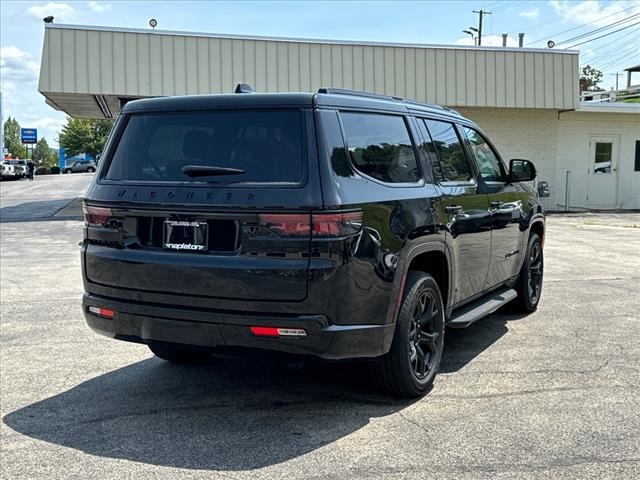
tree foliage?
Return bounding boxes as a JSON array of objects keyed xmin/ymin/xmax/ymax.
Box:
[
  {"xmin": 3, "ymin": 117, "xmax": 27, "ymax": 158},
  {"xmin": 32, "ymin": 138, "xmax": 54, "ymax": 166},
  {"xmin": 58, "ymin": 118, "xmax": 115, "ymax": 158},
  {"xmin": 581, "ymin": 65, "xmax": 604, "ymax": 92}
]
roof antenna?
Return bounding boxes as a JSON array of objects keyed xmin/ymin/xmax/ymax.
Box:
[{"xmin": 234, "ymin": 83, "xmax": 255, "ymax": 94}]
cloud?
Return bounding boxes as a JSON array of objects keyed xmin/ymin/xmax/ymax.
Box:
[
  {"xmin": 548, "ymin": 0, "xmax": 640, "ymax": 27},
  {"xmin": 520, "ymin": 8, "xmax": 539, "ymax": 18},
  {"xmin": 26, "ymin": 2, "xmax": 75, "ymax": 22},
  {"xmin": 87, "ymin": 1, "xmax": 111, "ymax": 13},
  {"xmin": 455, "ymin": 34, "xmax": 519, "ymax": 47},
  {"xmin": 0, "ymin": 46, "xmax": 39, "ymax": 83}
]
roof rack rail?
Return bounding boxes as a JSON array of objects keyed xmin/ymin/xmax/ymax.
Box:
[
  {"xmin": 317, "ymin": 87, "xmax": 454, "ymax": 113},
  {"xmin": 317, "ymin": 88, "xmax": 403, "ymax": 102}
]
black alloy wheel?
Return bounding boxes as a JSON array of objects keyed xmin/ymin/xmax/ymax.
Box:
[
  {"xmin": 377, "ymin": 271, "xmax": 445, "ymax": 397},
  {"xmin": 515, "ymin": 233, "xmax": 544, "ymax": 312}
]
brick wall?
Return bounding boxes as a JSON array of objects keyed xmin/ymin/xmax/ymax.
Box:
[{"xmin": 455, "ymin": 107, "xmax": 560, "ymax": 209}]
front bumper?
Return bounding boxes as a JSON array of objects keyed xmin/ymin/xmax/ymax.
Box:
[{"xmin": 83, "ymin": 293, "xmax": 395, "ymax": 360}]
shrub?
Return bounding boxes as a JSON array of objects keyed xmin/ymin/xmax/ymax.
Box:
[
  {"xmin": 36, "ymin": 166, "xmax": 49, "ymax": 175},
  {"xmin": 49, "ymin": 166, "xmax": 61, "ymax": 174}
]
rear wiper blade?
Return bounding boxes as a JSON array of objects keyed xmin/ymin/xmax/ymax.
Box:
[{"xmin": 181, "ymin": 165, "xmax": 245, "ymax": 177}]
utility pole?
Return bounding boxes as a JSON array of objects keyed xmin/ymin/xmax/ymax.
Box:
[
  {"xmin": 611, "ymin": 72, "xmax": 622, "ymax": 91},
  {"xmin": 472, "ymin": 9, "xmax": 491, "ymax": 46}
]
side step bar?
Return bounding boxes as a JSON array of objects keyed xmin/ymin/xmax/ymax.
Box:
[{"xmin": 447, "ymin": 287, "xmax": 517, "ymax": 328}]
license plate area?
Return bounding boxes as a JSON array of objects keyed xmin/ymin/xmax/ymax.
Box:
[{"xmin": 163, "ymin": 220, "xmax": 208, "ymax": 252}]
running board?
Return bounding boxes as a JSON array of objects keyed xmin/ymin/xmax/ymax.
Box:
[{"xmin": 447, "ymin": 288, "xmax": 517, "ymax": 328}]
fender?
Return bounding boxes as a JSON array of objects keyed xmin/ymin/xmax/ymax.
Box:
[{"xmin": 384, "ymin": 238, "xmax": 453, "ymax": 325}]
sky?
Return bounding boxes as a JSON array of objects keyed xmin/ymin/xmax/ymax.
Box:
[{"xmin": 1, "ymin": 0, "xmax": 639, "ymax": 147}]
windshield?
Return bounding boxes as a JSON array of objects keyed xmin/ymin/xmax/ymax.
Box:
[{"xmin": 104, "ymin": 110, "xmax": 304, "ymax": 184}]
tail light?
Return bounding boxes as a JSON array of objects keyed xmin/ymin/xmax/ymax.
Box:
[
  {"xmin": 259, "ymin": 211, "xmax": 362, "ymax": 237},
  {"xmin": 84, "ymin": 205, "xmax": 113, "ymax": 227},
  {"xmin": 88, "ymin": 306, "xmax": 114, "ymax": 319}
]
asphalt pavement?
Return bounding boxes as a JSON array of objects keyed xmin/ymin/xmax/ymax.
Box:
[{"xmin": 1, "ymin": 174, "xmax": 639, "ymax": 479}]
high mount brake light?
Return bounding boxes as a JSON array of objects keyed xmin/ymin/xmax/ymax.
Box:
[
  {"xmin": 83, "ymin": 206, "xmax": 113, "ymax": 227},
  {"xmin": 258, "ymin": 211, "xmax": 362, "ymax": 237}
]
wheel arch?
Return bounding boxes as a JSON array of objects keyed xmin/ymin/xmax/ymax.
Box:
[{"xmin": 401, "ymin": 242, "xmax": 452, "ymax": 312}]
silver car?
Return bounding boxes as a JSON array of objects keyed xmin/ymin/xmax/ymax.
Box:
[{"xmin": 63, "ymin": 160, "xmax": 96, "ymax": 173}]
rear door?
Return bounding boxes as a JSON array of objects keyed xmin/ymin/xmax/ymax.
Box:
[
  {"xmin": 84, "ymin": 108, "xmax": 320, "ymax": 302},
  {"xmin": 461, "ymin": 126, "xmax": 528, "ymax": 287},
  {"xmin": 421, "ymin": 118, "xmax": 492, "ymax": 305}
]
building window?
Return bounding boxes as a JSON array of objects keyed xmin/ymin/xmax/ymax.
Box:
[
  {"xmin": 635, "ymin": 141, "xmax": 640, "ymax": 172},
  {"xmin": 593, "ymin": 142, "xmax": 613, "ymax": 174},
  {"xmin": 340, "ymin": 112, "xmax": 420, "ymax": 184}
]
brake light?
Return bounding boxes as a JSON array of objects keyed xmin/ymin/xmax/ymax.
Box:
[
  {"xmin": 88, "ymin": 306, "xmax": 114, "ymax": 319},
  {"xmin": 249, "ymin": 326, "xmax": 307, "ymax": 337},
  {"xmin": 83, "ymin": 205, "xmax": 113, "ymax": 227},
  {"xmin": 258, "ymin": 214, "xmax": 311, "ymax": 236},
  {"xmin": 312, "ymin": 211, "xmax": 362, "ymax": 236},
  {"xmin": 258, "ymin": 211, "xmax": 362, "ymax": 237}
]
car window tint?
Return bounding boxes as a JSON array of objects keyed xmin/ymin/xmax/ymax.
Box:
[
  {"xmin": 340, "ymin": 112, "xmax": 420, "ymax": 184},
  {"xmin": 423, "ymin": 119, "xmax": 472, "ymax": 183},
  {"xmin": 105, "ymin": 111, "xmax": 304, "ymax": 184},
  {"xmin": 463, "ymin": 127, "xmax": 505, "ymax": 182}
]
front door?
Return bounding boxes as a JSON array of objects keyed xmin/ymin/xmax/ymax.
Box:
[{"xmin": 588, "ymin": 135, "xmax": 620, "ymax": 209}]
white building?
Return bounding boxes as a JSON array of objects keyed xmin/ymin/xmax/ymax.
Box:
[{"xmin": 37, "ymin": 23, "xmax": 639, "ymax": 210}]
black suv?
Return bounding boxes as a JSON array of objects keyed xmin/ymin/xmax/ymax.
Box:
[{"xmin": 82, "ymin": 87, "xmax": 544, "ymax": 397}]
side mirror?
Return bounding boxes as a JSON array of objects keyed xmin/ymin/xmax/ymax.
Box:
[{"xmin": 509, "ymin": 159, "xmax": 536, "ymax": 182}]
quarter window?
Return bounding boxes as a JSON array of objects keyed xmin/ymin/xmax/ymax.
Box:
[
  {"xmin": 462, "ymin": 127, "xmax": 505, "ymax": 182},
  {"xmin": 340, "ymin": 112, "xmax": 420, "ymax": 184},
  {"xmin": 423, "ymin": 119, "xmax": 472, "ymax": 183}
]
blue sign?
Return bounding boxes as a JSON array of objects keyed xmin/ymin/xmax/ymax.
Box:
[
  {"xmin": 59, "ymin": 147, "xmax": 66, "ymax": 168},
  {"xmin": 21, "ymin": 128, "xmax": 37, "ymax": 144}
]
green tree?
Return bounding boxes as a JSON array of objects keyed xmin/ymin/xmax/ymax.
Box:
[
  {"xmin": 32, "ymin": 138, "xmax": 53, "ymax": 166},
  {"xmin": 58, "ymin": 118, "xmax": 114, "ymax": 158},
  {"xmin": 581, "ymin": 65, "xmax": 604, "ymax": 92},
  {"xmin": 3, "ymin": 117, "xmax": 27, "ymax": 158}
]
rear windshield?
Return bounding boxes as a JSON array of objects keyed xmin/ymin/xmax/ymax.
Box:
[{"xmin": 104, "ymin": 110, "xmax": 304, "ymax": 184}]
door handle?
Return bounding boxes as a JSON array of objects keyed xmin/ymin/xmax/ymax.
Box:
[
  {"xmin": 490, "ymin": 201, "xmax": 503, "ymax": 209},
  {"xmin": 445, "ymin": 205, "xmax": 463, "ymax": 214}
]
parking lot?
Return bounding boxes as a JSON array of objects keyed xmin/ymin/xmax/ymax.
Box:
[{"xmin": 1, "ymin": 174, "xmax": 639, "ymax": 479}]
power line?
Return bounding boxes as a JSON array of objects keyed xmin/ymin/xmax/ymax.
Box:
[
  {"xmin": 527, "ymin": 4, "xmax": 640, "ymax": 45},
  {"xmin": 555, "ymin": 13, "xmax": 640, "ymax": 46},
  {"xmin": 565, "ymin": 21, "xmax": 640, "ymax": 48}
]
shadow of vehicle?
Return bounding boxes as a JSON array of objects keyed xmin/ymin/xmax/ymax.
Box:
[
  {"xmin": 441, "ymin": 310, "xmax": 530, "ymax": 373},
  {"xmin": 3, "ymin": 355, "xmax": 412, "ymax": 470},
  {"xmin": 0, "ymin": 198, "xmax": 83, "ymax": 223},
  {"xmin": 3, "ymin": 310, "xmax": 530, "ymax": 470}
]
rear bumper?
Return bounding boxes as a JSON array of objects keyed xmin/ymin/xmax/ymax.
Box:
[{"xmin": 83, "ymin": 293, "xmax": 395, "ymax": 360}]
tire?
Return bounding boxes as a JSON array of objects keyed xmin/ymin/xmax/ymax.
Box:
[
  {"xmin": 87, "ymin": 167, "xmax": 95, "ymax": 173},
  {"xmin": 514, "ymin": 233, "xmax": 544, "ymax": 312},
  {"xmin": 148, "ymin": 343, "xmax": 212, "ymax": 363},
  {"xmin": 376, "ymin": 271, "xmax": 445, "ymax": 397},
  {"xmin": 64, "ymin": 169, "xmax": 72, "ymax": 174}
]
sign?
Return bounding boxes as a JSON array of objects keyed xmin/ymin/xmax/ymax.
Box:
[{"xmin": 21, "ymin": 128, "xmax": 37, "ymax": 144}]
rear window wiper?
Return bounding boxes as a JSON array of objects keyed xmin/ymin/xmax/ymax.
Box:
[{"xmin": 181, "ymin": 165, "xmax": 245, "ymax": 178}]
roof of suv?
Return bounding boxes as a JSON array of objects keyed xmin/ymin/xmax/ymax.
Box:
[{"xmin": 122, "ymin": 88, "xmax": 463, "ymax": 119}]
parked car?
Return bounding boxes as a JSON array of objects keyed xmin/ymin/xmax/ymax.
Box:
[
  {"xmin": 1, "ymin": 160, "xmax": 18, "ymax": 180},
  {"xmin": 81, "ymin": 87, "xmax": 545, "ymax": 397},
  {"xmin": 12, "ymin": 159, "xmax": 28, "ymax": 178},
  {"xmin": 64, "ymin": 159, "xmax": 96, "ymax": 173}
]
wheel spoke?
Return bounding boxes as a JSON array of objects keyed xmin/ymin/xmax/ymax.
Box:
[
  {"xmin": 415, "ymin": 345, "xmax": 427, "ymax": 375},
  {"xmin": 418, "ymin": 331, "xmax": 439, "ymax": 352}
]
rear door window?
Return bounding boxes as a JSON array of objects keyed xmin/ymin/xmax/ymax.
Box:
[
  {"xmin": 423, "ymin": 119, "xmax": 473, "ymax": 184},
  {"xmin": 104, "ymin": 110, "xmax": 304, "ymax": 184},
  {"xmin": 340, "ymin": 112, "xmax": 421, "ymax": 184}
]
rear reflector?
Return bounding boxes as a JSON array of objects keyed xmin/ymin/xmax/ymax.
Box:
[
  {"xmin": 249, "ymin": 326, "xmax": 307, "ymax": 337},
  {"xmin": 88, "ymin": 306, "xmax": 114, "ymax": 319}
]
